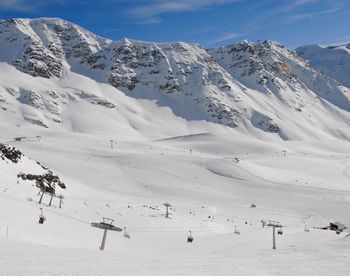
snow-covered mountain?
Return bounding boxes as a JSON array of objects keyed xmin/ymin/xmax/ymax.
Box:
[
  {"xmin": 296, "ymin": 43, "xmax": 350, "ymax": 88},
  {"xmin": 1, "ymin": 18, "xmax": 350, "ymax": 275},
  {"xmin": 0, "ymin": 18, "xmax": 349, "ymax": 140},
  {"xmin": 209, "ymin": 40, "xmax": 350, "ymax": 111}
]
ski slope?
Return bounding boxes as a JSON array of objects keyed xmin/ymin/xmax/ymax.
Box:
[{"xmin": 1, "ymin": 128, "xmax": 350, "ymax": 275}]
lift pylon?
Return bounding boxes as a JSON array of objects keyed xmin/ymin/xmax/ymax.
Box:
[{"xmin": 91, "ymin": 217, "xmax": 122, "ymax": 250}]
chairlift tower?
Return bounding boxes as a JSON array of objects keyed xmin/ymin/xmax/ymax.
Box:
[
  {"xmin": 266, "ymin": 220, "xmax": 282, "ymax": 249},
  {"xmin": 48, "ymin": 192, "xmax": 55, "ymax": 206},
  {"xmin": 57, "ymin": 194, "xmax": 65, "ymax": 208},
  {"xmin": 163, "ymin": 202, "xmax": 171, "ymax": 218},
  {"xmin": 38, "ymin": 189, "xmax": 45, "ymax": 204},
  {"xmin": 91, "ymin": 217, "xmax": 122, "ymax": 250},
  {"xmin": 110, "ymin": 140, "xmax": 115, "ymax": 150}
]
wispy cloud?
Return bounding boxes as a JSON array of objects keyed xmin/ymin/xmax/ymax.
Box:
[
  {"xmin": 286, "ymin": 7, "xmax": 340, "ymax": 22},
  {"xmin": 207, "ymin": 31, "xmax": 239, "ymax": 45},
  {"xmin": 0, "ymin": 0, "xmax": 64, "ymax": 12},
  {"xmin": 125, "ymin": 0, "xmax": 241, "ymax": 24},
  {"xmin": 282, "ymin": 0, "xmax": 317, "ymax": 12},
  {"xmin": 0, "ymin": 0, "xmax": 31, "ymax": 11},
  {"xmin": 129, "ymin": 16, "xmax": 162, "ymax": 25}
]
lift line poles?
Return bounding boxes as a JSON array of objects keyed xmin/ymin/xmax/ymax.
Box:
[
  {"xmin": 266, "ymin": 220, "xmax": 282, "ymax": 249},
  {"xmin": 163, "ymin": 202, "xmax": 171, "ymax": 218},
  {"xmin": 91, "ymin": 217, "xmax": 122, "ymax": 250},
  {"xmin": 57, "ymin": 194, "xmax": 65, "ymax": 208}
]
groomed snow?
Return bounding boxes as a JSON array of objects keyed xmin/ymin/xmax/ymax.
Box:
[{"xmin": 0, "ymin": 129, "xmax": 349, "ymax": 275}]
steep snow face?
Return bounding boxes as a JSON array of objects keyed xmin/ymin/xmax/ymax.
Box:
[
  {"xmin": 100, "ymin": 39, "xmax": 251, "ymax": 127},
  {"xmin": 0, "ymin": 18, "xmax": 350, "ymax": 140},
  {"xmin": 0, "ymin": 18, "xmax": 111, "ymax": 78},
  {"xmin": 296, "ymin": 44, "xmax": 350, "ymax": 88},
  {"xmin": 208, "ymin": 40, "xmax": 350, "ymax": 113}
]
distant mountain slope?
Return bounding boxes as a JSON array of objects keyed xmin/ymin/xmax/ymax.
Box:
[
  {"xmin": 208, "ymin": 40, "xmax": 350, "ymax": 112},
  {"xmin": 296, "ymin": 44, "xmax": 350, "ymax": 88},
  {"xmin": 0, "ymin": 18, "xmax": 349, "ymax": 140}
]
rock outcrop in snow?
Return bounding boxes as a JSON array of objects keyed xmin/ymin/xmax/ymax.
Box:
[{"xmin": 0, "ymin": 143, "xmax": 66, "ymax": 194}]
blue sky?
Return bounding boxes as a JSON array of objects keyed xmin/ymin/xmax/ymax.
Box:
[{"xmin": 0, "ymin": 0, "xmax": 349, "ymax": 48}]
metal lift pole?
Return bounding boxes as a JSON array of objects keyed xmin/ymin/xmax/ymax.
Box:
[
  {"xmin": 100, "ymin": 229, "xmax": 108, "ymax": 250},
  {"xmin": 91, "ymin": 217, "xmax": 122, "ymax": 251},
  {"xmin": 266, "ymin": 220, "xmax": 282, "ymax": 250},
  {"xmin": 163, "ymin": 202, "xmax": 171, "ymax": 218}
]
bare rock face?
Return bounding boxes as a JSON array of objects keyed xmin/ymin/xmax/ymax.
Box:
[
  {"xmin": 0, "ymin": 144, "xmax": 22, "ymax": 163},
  {"xmin": 208, "ymin": 40, "xmax": 302, "ymax": 94},
  {"xmin": 251, "ymin": 112, "xmax": 280, "ymax": 133},
  {"xmin": 12, "ymin": 42, "xmax": 63, "ymax": 78}
]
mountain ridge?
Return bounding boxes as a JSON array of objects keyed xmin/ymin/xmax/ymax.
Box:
[
  {"xmin": 296, "ymin": 43, "xmax": 350, "ymax": 88},
  {"xmin": 0, "ymin": 17, "xmax": 349, "ymax": 141}
]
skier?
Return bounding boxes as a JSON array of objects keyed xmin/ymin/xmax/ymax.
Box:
[{"xmin": 187, "ymin": 231, "xmax": 193, "ymax": 243}]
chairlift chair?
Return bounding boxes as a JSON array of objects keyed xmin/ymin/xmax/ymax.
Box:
[
  {"xmin": 38, "ymin": 208, "xmax": 46, "ymax": 224},
  {"xmin": 187, "ymin": 231, "xmax": 194, "ymax": 243},
  {"xmin": 123, "ymin": 227, "xmax": 130, "ymax": 239}
]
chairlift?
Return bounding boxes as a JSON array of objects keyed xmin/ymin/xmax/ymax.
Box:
[
  {"xmin": 277, "ymin": 229, "xmax": 283, "ymax": 235},
  {"xmin": 234, "ymin": 225, "xmax": 240, "ymax": 235},
  {"xmin": 123, "ymin": 227, "xmax": 130, "ymax": 239},
  {"xmin": 187, "ymin": 231, "xmax": 194, "ymax": 243},
  {"xmin": 38, "ymin": 208, "xmax": 46, "ymax": 224}
]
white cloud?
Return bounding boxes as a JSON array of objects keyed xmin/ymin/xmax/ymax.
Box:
[
  {"xmin": 207, "ymin": 31, "xmax": 239, "ymax": 45},
  {"xmin": 131, "ymin": 17, "xmax": 162, "ymax": 25},
  {"xmin": 0, "ymin": 0, "xmax": 64, "ymax": 12},
  {"xmin": 286, "ymin": 7, "xmax": 340, "ymax": 23},
  {"xmin": 282, "ymin": 0, "xmax": 317, "ymax": 12},
  {"xmin": 0, "ymin": 0, "xmax": 29, "ymax": 11},
  {"xmin": 126, "ymin": 0, "xmax": 241, "ymax": 19},
  {"xmin": 286, "ymin": 13, "xmax": 313, "ymax": 22}
]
